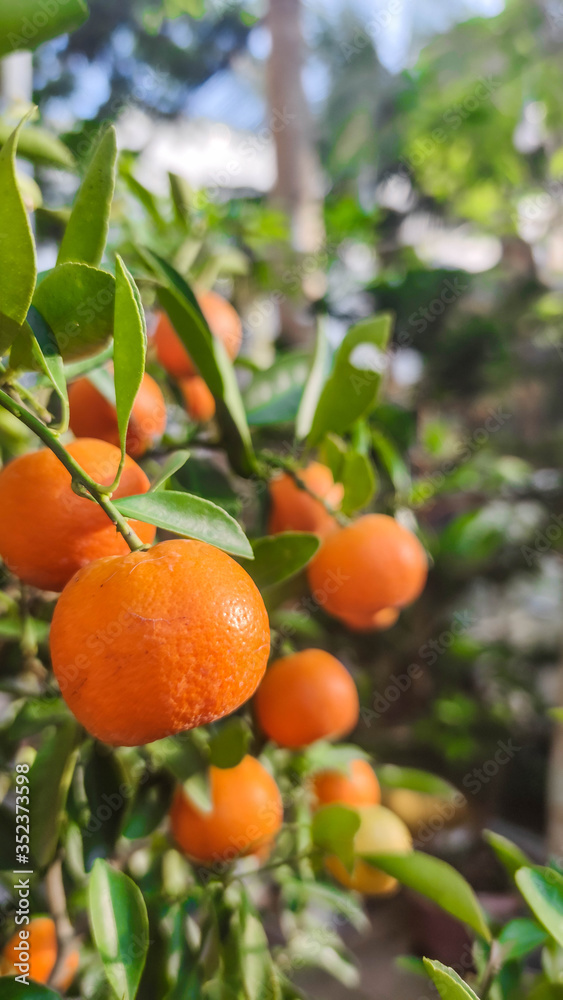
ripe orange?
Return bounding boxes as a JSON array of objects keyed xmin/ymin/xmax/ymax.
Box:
[
  {"xmin": 254, "ymin": 648, "xmax": 359, "ymax": 749},
  {"xmin": 0, "ymin": 439, "xmax": 156, "ymax": 592},
  {"xmin": 325, "ymin": 805, "xmax": 412, "ymax": 895},
  {"xmin": 68, "ymin": 371, "xmax": 167, "ymax": 458},
  {"xmin": 339, "ymin": 606, "xmax": 400, "ymax": 633},
  {"xmin": 154, "ymin": 290, "xmax": 242, "ymax": 378},
  {"xmin": 312, "ymin": 759, "xmax": 381, "ymax": 809},
  {"xmin": 180, "ymin": 375, "xmax": 216, "ymax": 422},
  {"xmin": 0, "ymin": 916, "xmax": 79, "ymax": 987},
  {"xmin": 307, "ymin": 514, "xmax": 427, "ymax": 628},
  {"xmin": 170, "ymin": 755, "xmax": 283, "ymax": 866},
  {"xmin": 50, "ymin": 538, "xmax": 270, "ymax": 746},
  {"xmin": 268, "ymin": 462, "xmax": 344, "ymax": 539}
]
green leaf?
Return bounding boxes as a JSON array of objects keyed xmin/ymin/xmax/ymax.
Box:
[
  {"xmin": 208, "ymin": 719, "xmax": 251, "ymax": 769},
  {"xmin": 295, "ymin": 319, "xmax": 330, "ymax": 440},
  {"xmin": 29, "ymin": 720, "xmax": 79, "ymax": 868},
  {"xmin": 0, "ymin": 980, "xmax": 61, "ymax": 1000},
  {"xmin": 340, "ymin": 451, "xmax": 377, "ymax": 515},
  {"xmin": 515, "ymin": 867, "xmax": 563, "ymax": 947},
  {"xmin": 0, "ymin": 0, "xmax": 88, "ymax": 58},
  {"xmin": 311, "ymin": 804, "xmax": 360, "ymax": 868},
  {"xmin": 0, "ymin": 111, "xmax": 37, "ymax": 349},
  {"xmin": 88, "ymin": 858, "xmax": 149, "ymax": 1000},
  {"xmin": 83, "ymin": 744, "xmax": 128, "ymax": 871},
  {"xmin": 123, "ymin": 772, "xmax": 174, "ymax": 840},
  {"xmin": 483, "ymin": 829, "xmax": 531, "ymax": 879},
  {"xmin": 112, "ymin": 255, "xmax": 147, "ymax": 472},
  {"xmin": 498, "ymin": 918, "xmax": 548, "ymax": 961},
  {"xmin": 147, "ymin": 734, "xmax": 207, "ymax": 784},
  {"xmin": 304, "ymin": 742, "xmax": 371, "ymax": 774},
  {"xmin": 144, "ymin": 249, "xmax": 255, "ymax": 475},
  {"xmin": 307, "ymin": 314, "xmax": 393, "ymax": 446},
  {"xmin": 112, "ymin": 491, "xmax": 253, "ymax": 558},
  {"xmin": 149, "ymin": 451, "xmax": 191, "ymax": 491},
  {"xmin": 362, "ymin": 851, "xmax": 491, "ymax": 941},
  {"xmin": 423, "ymin": 959, "xmax": 480, "ymax": 1000},
  {"xmin": 32, "ymin": 262, "xmax": 115, "ymax": 362},
  {"xmin": 10, "ymin": 698, "xmax": 70, "ymax": 740},
  {"xmin": 0, "ymin": 120, "xmax": 74, "ymax": 169},
  {"xmin": 245, "ymin": 353, "xmax": 309, "ymax": 427},
  {"xmin": 183, "ymin": 770, "xmax": 213, "ymax": 814},
  {"xmin": 244, "ymin": 533, "xmax": 320, "ymax": 589},
  {"xmin": 58, "ymin": 126, "xmax": 116, "ymax": 267},
  {"xmin": 376, "ymin": 764, "xmax": 460, "ymax": 801},
  {"xmin": 371, "ymin": 427, "xmax": 412, "ymax": 496},
  {"xmin": 16, "ymin": 306, "xmax": 69, "ymax": 425}
]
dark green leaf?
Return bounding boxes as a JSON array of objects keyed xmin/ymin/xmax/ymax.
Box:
[
  {"xmin": 83, "ymin": 744, "xmax": 128, "ymax": 870},
  {"xmin": 58, "ymin": 126, "xmax": 116, "ymax": 267},
  {"xmin": 32, "ymin": 262, "xmax": 115, "ymax": 362},
  {"xmin": 377, "ymin": 764, "xmax": 459, "ymax": 801},
  {"xmin": 371, "ymin": 427, "xmax": 412, "ymax": 496},
  {"xmin": 89, "ymin": 858, "xmax": 149, "ymax": 1000},
  {"xmin": 112, "ymin": 491, "xmax": 253, "ymax": 558},
  {"xmin": 498, "ymin": 918, "xmax": 548, "ymax": 961},
  {"xmin": 423, "ymin": 959, "xmax": 480, "ymax": 999},
  {"xmin": 515, "ymin": 867, "xmax": 563, "ymax": 947},
  {"xmin": 18, "ymin": 306, "xmax": 69, "ymax": 422},
  {"xmin": 10, "ymin": 698, "xmax": 70, "ymax": 740},
  {"xmin": 362, "ymin": 851, "xmax": 491, "ymax": 941},
  {"xmin": 29, "ymin": 720, "xmax": 79, "ymax": 868},
  {"xmin": 307, "ymin": 314, "xmax": 392, "ymax": 445},
  {"xmin": 244, "ymin": 533, "xmax": 320, "ymax": 589},
  {"xmin": 123, "ymin": 772, "xmax": 175, "ymax": 840},
  {"xmin": 340, "ymin": 451, "xmax": 377, "ymax": 515},
  {"xmin": 0, "ymin": 980, "xmax": 61, "ymax": 999},
  {"xmin": 483, "ymin": 829, "xmax": 531, "ymax": 879},
  {"xmin": 245, "ymin": 353, "xmax": 309, "ymax": 427},
  {"xmin": 0, "ymin": 111, "xmax": 37, "ymax": 348},
  {"xmin": 208, "ymin": 719, "xmax": 252, "ymax": 769},
  {"xmin": 0, "ymin": 0, "xmax": 88, "ymax": 58},
  {"xmin": 311, "ymin": 804, "xmax": 360, "ymax": 868},
  {"xmin": 112, "ymin": 255, "xmax": 147, "ymax": 470}
]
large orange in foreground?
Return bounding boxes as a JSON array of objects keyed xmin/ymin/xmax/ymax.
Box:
[
  {"xmin": 268, "ymin": 462, "xmax": 344, "ymax": 539},
  {"xmin": 50, "ymin": 539, "xmax": 270, "ymax": 746},
  {"xmin": 170, "ymin": 755, "xmax": 283, "ymax": 866},
  {"xmin": 0, "ymin": 439, "xmax": 156, "ymax": 591},
  {"xmin": 254, "ymin": 648, "xmax": 359, "ymax": 748},
  {"xmin": 68, "ymin": 371, "xmax": 167, "ymax": 457},
  {"xmin": 307, "ymin": 514, "xmax": 427, "ymax": 629},
  {"xmin": 312, "ymin": 758, "xmax": 381, "ymax": 809},
  {"xmin": 154, "ymin": 290, "xmax": 242, "ymax": 378}
]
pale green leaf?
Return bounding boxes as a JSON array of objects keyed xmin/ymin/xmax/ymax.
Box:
[{"xmin": 58, "ymin": 126, "xmax": 117, "ymax": 267}]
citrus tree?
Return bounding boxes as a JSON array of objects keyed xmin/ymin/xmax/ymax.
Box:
[{"xmin": 1, "ymin": 4, "xmax": 563, "ymax": 1000}]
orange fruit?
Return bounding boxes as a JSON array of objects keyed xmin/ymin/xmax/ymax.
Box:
[
  {"xmin": 170, "ymin": 755, "xmax": 283, "ymax": 866},
  {"xmin": 0, "ymin": 916, "xmax": 79, "ymax": 986},
  {"xmin": 254, "ymin": 649, "xmax": 359, "ymax": 749},
  {"xmin": 180, "ymin": 375, "xmax": 216, "ymax": 422},
  {"xmin": 268, "ymin": 462, "xmax": 343, "ymax": 539},
  {"xmin": 0, "ymin": 439, "xmax": 156, "ymax": 592},
  {"xmin": 50, "ymin": 538, "xmax": 270, "ymax": 746},
  {"xmin": 312, "ymin": 759, "xmax": 381, "ymax": 809},
  {"xmin": 154, "ymin": 290, "xmax": 242, "ymax": 378},
  {"xmin": 307, "ymin": 514, "xmax": 427, "ymax": 628},
  {"xmin": 325, "ymin": 805, "xmax": 412, "ymax": 895},
  {"xmin": 339, "ymin": 606, "xmax": 400, "ymax": 633},
  {"xmin": 68, "ymin": 371, "xmax": 167, "ymax": 458}
]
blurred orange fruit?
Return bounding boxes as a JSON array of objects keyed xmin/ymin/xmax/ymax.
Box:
[
  {"xmin": 326, "ymin": 805, "xmax": 412, "ymax": 895},
  {"xmin": 338, "ymin": 606, "xmax": 400, "ymax": 632},
  {"xmin": 0, "ymin": 438, "xmax": 156, "ymax": 591},
  {"xmin": 50, "ymin": 538, "xmax": 270, "ymax": 746},
  {"xmin": 254, "ymin": 648, "xmax": 359, "ymax": 749},
  {"xmin": 1, "ymin": 916, "xmax": 79, "ymax": 988},
  {"xmin": 268, "ymin": 462, "xmax": 344, "ymax": 539},
  {"xmin": 307, "ymin": 514, "xmax": 427, "ymax": 628},
  {"xmin": 312, "ymin": 758, "xmax": 381, "ymax": 809},
  {"xmin": 68, "ymin": 371, "xmax": 166, "ymax": 458},
  {"xmin": 170, "ymin": 755, "xmax": 283, "ymax": 865},
  {"xmin": 154, "ymin": 290, "xmax": 242, "ymax": 378},
  {"xmin": 180, "ymin": 375, "xmax": 216, "ymax": 422}
]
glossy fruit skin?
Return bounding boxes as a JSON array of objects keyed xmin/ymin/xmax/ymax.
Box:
[
  {"xmin": 154, "ymin": 290, "xmax": 242, "ymax": 378},
  {"xmin": 0, "ymin": 916, "xmax": 78, "ymax": 987},
  {"xmin": 307, "ymin": 514, "xmax": 427, "ymax": 628},
  {"xmin": 180, "ymin": 375, "xmax": 216, "ymax": 422},
  {"xmin": 254, "ymin": 648, "xmax": 359, "ymax": 749},
  {"xmin": 339, "ymin": 606, "xmax": 400, "ymax": 633},
  {"xmin": 312, "ymin": 759, "xmax": 381, "ymax": 809},
  {"xmin": 326, "ymin": 805, "xmax": 413, "ymax": 895},
  {"xmin": 50, "ymin": 539, "xmax": 271, "ymax": 746},
  {"xmin": 68, "ymin": 371, "xmax": 167, "ymax": 457},
  {"xmin": 268, "ymin": 462, "xmax": 344, "ymax": 539},
  {"xmin": 0, "ymin": 438, "xmax": 156, "ymax": 592},
  {"xmin": 170, "ymin": 755, "xmax": 283, "ymax": 866}
]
